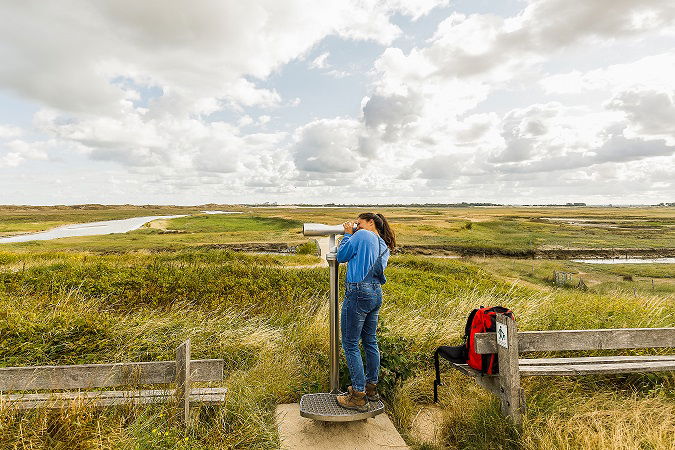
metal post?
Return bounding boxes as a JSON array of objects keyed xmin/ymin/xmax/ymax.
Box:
[{"xmin": 327, "ymin": 250, "xmax": 340, "ymax": 393}]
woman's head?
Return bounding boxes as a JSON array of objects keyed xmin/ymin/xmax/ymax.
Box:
[{"xmin": 356, "ymin": 212, "xmax": 396, "ymax": 251}]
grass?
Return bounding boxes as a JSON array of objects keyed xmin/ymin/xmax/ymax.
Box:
[
  {"xmin": 0, "ymin": 206, "xmax": 674, "ymax": 448},
  {"xmin": 166, "ymin": 214, "xmax": 301, "ymax": 233},
  {"xmin": 2, "ymin": 205, "xmax": 674, "ymax": 254},
  {"xmin": 1, "ymin": 247, "xmax": 673, "ymax": 449}
]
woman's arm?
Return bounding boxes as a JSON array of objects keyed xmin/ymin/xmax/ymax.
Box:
[{"xmin": 337, "ymin": 231, "xmax": 359, "ymax": 263}]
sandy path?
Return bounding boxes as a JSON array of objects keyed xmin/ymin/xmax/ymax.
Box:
[{"xmin": 147, "ymin": 219, "xmax": 170, "ymax": 230}]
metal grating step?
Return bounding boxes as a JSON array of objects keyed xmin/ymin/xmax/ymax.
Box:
[{"xmin": 299, "ymin": 392, "xmax": 384, "ymax": 422}]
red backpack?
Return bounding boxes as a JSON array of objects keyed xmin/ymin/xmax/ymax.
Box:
[
  {"xmin": 433, "ymin": 306, "xmax": 515, "ymax": 402},
  {"xmin": 466, "ymin": 306, "xmax": 514, "ymax": 374}
]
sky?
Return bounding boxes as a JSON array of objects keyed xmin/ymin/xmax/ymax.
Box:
[{"xmin": 0, "ymin": 0, "xmax": 674, "ymax": 205}]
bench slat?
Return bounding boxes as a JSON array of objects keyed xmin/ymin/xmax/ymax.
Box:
[
  {"xmin": 0, "ymin": 387, "xmax": 227, "ymax": 410},
  {"xmin": 475, "ymin": 328, "xmax": 675, "ymax": 354},
  {"xmin": 446, "ymin": 363, "xmax": 501, "ymax": 396},
  {"xmin": 519, "ymin": 360, "xmax": 675, "ymax": 376},
  {"xmin": 0, "ymin": 359, "xmax": 224, "ymax": 391},
  {"xmin": 519, "ymin": 355, "xmax": 675, "ymax": 366},
  {"xmin": 449, "ymin": 363, "xmax": 485, "ymax": 378}
]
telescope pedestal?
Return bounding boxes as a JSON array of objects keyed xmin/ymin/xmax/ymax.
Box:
[{"xmin": 299, "ymin": 241, "xmax": 384, "ymax": 422}]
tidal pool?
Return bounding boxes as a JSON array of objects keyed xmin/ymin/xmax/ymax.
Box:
[{"xmin": 572, "ymin": 258, "xmax": 675, "ymax": 264}]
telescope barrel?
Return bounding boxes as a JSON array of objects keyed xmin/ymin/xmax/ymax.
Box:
[{"xmin": 303, "ymin": 223, "xmax": 345, "ymax": 236}]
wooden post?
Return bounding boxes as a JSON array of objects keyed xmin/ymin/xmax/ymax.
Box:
[
  {"xmin": 175, "ymin": 339, "xmax": 191, "ymax": 427},
  {"xmin": 496, "ymin": 314, "xmax": 522, "ymax": 425}
]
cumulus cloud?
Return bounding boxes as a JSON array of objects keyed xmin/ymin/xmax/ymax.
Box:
[
  {"xmin": 0, "ymin": 0, "xmax": 451, "ymax": 188},
  {"xmin": 607, "ymin": 88, "xmax": 675, "ymax": 144},
  {"xmin": 426, "ymin": 0, "xmax": 675, "ymax": 80},
  {"xmin": 359, "ymin": 0, "xmax": 675, "ymax": 200},
  {"xmin": 310, "ymin": 52, "xmax": 330, "ymax": 70},
  {"xmin": 1, "ymin": 0, "xmax": 673, "ymax": 204},
  {"xmin": 360, "ymin": 0, "xmax": 675, "ymax": 144},
  {"xmin": 0, "ymin": 0, "xmax": 438, "ymax": 116},
  {"xmin": 0, "ymin": 139, "xmax": 50, "ymax": 168},
  {"xmin": 362, "ymin": 92, "xmax": 424, "ymax": 142},
  {"xmin": 292, "ymin": 118, "xmax": 362, "ymax": 174},
  {"xmin": 540, "ymin": 53, "xmax": 675, "ymax": 95},
  {"xmin": 402, "ymin": 154, "xmax": 463, "ymax": 180},
  {"xmin": 386, "ymin": 0, "xmax": 450, "ymax": 21},
  {"xmin": 0, "ymin": 125, "xmax": 23, "ymax": 139}
]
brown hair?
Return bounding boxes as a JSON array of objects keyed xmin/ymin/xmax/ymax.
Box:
[{"xmin": 358, "ymin": 212, "xmax": 396, "ymax": 251}]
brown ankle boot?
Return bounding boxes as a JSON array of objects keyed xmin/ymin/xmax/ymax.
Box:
[
  {"xmin": 336, "ymin": 386, "xmax": 368, "ymax": 412},
  {"xmin": 365, "ymin": 382, "xmax": 379, "ymax": 402}
]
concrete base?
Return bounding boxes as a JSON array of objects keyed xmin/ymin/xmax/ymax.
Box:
[{"xmin": 276, "ymin": 403, "xmax": 409, "ymax": 450}]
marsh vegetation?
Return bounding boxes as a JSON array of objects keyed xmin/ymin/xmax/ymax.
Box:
[{"xmin": 0, "ymin": 205, "xmax": 673, "ymax": 448}]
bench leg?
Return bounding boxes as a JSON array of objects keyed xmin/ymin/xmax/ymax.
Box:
[
  {"xmin": 176, "ymin": 339, "xmax": 191, "ymax": 428},
  {"xmin": 496, "ymin": 314, "xmax": 523, "ymax": 425}
]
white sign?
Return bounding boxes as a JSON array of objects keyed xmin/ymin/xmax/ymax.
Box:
[{"xmin": 496, "ymin": 322, "xmax": 508, "ymax": 348}]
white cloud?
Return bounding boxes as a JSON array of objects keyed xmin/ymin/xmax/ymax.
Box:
[
  {"xmin": 0, "ymin": 125, "xmax": 23, "ymax": 139},
  {"xmin": 385, "ymin": 0, "xmax": 450, "ymax": 21},
  {"xmin": 292, "ymin": 118, "xmax": 363, "ymax": 174},
  {"xmin": 607, "ymin": 88, "xmax": 675, "ymax": 144},
  {"xmin": 0, "ymin": 0, "xmax": 442, "ymax": 193},
  {"xmin": 310, "ymin": 52, "xmax": 331, "ymax": 70},
  {"xmin": 1, "ymin": 0, "xmax": 673, "ymax": 204},
  {"xmin": 540, "ymin": 53, "xmax": 675, "ymax": 95},
  {"xmin": 0, "ymin": 139, "xmax": 50, "ymax": 168},
  {"xmin": 384, "ymin": 0, "xmax": 675, "ymax": 88},
  {"xmin": 0, "ymin": 1, "xmax": 429, "ymax": 117}
]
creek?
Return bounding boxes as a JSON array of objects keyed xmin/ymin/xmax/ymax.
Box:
[{"xmin": 0, "ymin": 215, "xmax": 187, "ymax": 243}]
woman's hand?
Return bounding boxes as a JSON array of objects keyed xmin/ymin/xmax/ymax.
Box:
[{"xmin": 343, "ymin": 221, "xmax": 356, "ymax": 234}]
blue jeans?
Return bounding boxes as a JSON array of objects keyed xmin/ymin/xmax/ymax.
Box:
[{"xmin": 341, "ymin": 282, "xmax": 382, "ymax": 393}]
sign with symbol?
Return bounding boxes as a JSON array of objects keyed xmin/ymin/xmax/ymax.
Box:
[{"xmin": 497, "ymin": 322, "xmax": 508, "ymax": 348}]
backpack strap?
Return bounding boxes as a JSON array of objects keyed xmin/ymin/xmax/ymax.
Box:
[
  {"xmin": 434, "ymin": 348, "xmax": 442, "ymax": 403},
  {"xmin": 464, "ymin": 308, "xmax": 479, "ymax": 341}
]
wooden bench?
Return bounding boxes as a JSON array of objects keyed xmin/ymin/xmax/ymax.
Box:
[
  {"xmin": 435, "ymin": 315, "xmax": 675, "ymax": 424},
  {"xmin": 0, "ymin": 339, "xmax": 227, "ymax": 427}
]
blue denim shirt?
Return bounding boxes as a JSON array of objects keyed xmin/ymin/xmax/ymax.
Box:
[{"xmin": 337, "ymin": 230, "xmax": 389, "ymax": 283}]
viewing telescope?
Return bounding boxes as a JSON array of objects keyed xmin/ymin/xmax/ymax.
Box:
[
  {"xmin": 302, "ymin": 223, "xmax": 356, "ymax": 252},
  {"xmin": 298, "ymin": 223, "xmax": 384, "ymax": 421},
  {"xmin": 302, "ymin": 223, "xmax": 345, "ymax": 236}
]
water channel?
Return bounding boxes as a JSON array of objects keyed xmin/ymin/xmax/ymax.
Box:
[
  {"xmin": 0, "ymin": 215, "xmax": 187, "ymax": 244},
  {"xmin": 571, "ymin": 258, "xmax": 675, "ymax": 264}
]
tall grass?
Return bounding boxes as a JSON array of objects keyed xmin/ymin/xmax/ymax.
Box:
[{"xmin": 0, "ymin": 249, "xmax": 673, "ymax": 448}]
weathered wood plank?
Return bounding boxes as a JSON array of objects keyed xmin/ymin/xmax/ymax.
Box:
[
  {"xmin": 0, "ymin": 359, "xmax": 223, "ymax": 391},
  {"xmin": 175, "ymin": 339, "xmax": 191, "ymax": 427},
  {"xmin": 519, "ymin": 355, "xmax": 675, "ymax": 366},
  {"xmin": 448, "ymin": 363, "xmax": 501, "ymax": 396},
  {"xmin": 0, "ymin": 388, "xmax": 227, "ymax": 410},
  {"xmin": 519, "ymin": 360, "xmax": 675, "ymax": 376},
  {"xmin": 475, "ymin": 328, "xmax": 675, "ymax": 354},
  {"xmin": 497, "ymin": 314, "xmax": 523, "ymax": 425}
]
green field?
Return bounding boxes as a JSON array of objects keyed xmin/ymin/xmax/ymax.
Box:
[{"xmin": 0, "ymin": 206, "xmax": 674, "ymax": 448}]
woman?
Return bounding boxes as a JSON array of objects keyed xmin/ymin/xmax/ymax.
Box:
[{"xmin": 335, "ymin": 212, "xmax": 396, "ymax": 411}]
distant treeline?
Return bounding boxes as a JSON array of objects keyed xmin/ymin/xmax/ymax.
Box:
[{"xmin": 288, "ymin": 202, "xmax": 503, "ymax": 207}]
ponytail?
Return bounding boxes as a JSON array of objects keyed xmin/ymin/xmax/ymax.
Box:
[{"xmin": 358, "ymin": 212, "xmax": 396, "ymax": 251}]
